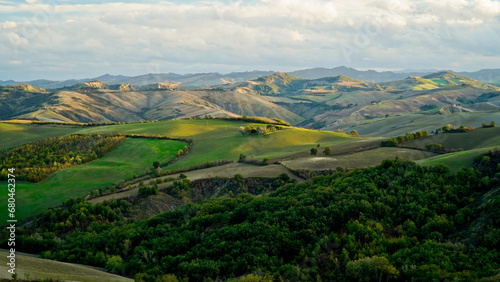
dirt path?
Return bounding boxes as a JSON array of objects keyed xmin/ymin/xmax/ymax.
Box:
[
  {"xmin": 90, "ymin": 163, "xmax": 304, "ymax": 204},
  {"xmin": 0, "ymin": 249, "xmax": 132, "ymax": 281}
]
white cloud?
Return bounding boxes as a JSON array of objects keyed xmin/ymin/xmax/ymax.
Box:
[
  {"xmin": 1, "ymin": 21, "xmax": 16, "ymax": 29},
  {"xmin": 1, "ymin": 0, "xmax": 500, "ymax": 80}
]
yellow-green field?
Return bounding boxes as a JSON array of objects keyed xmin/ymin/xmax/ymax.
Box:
[
  {"xmin": 76, "ymin": 119, "xmax": 360, "ymax": 169},
  {"xmin": 0, "ymin": 122, "xmax": 80, "ymax": 150},
  {"xmin": 418, "ymin": 146, "xmax": 498, "ymax": 173}
]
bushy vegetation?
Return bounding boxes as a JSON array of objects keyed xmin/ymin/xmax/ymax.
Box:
[
  {"xmin": 425, "ymin": 142, "xmax": 446, "ymax": 153},
  {"xmin": 239, "ymin": 124, "xmax": 283, "ymax": 135},
  {"xmin": 31, "ymin": 119, "xmax": 162, "ymax": 127},
  {"xmin": 438, "ymin": 124, "xmax": 475, "ymax": 133},
  {"xmin": 7, "ymin": 159, "xmax": 500, "ymax": 281},
  {"xmin": 379, "ymin": 130, "xmax": 428, "ymax": 147},
  {"xmin": 0, "ymin": 134, "xmax": 125, "ymax": 182},
  {"xmin": 203, "ymin": 116, "xmax": 291, "ymax": 126},
  {"xmin": 482, "ymin": 121, "xmax": 497, "ymax": 128},
  {"xmin": 473, "ymin": 147, "xmax": 500, "ymax": 176},
  {"xmin": 139, "ymin": 184, "xmax": 159, "ymax": 196}
]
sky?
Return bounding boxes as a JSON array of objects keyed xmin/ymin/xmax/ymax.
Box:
[{"xmin": 1, "ymin": 0, "xmax": 500, "ymax": 81}]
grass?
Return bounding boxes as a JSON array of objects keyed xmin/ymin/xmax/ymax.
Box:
[
  {"xmin": 282, "ymin": 147, "xmax": 436, "ymax": 171},
  {"xmin": 0, "ymin": 249, "xmax": 132, "ymax": 282},
  {"xmin": 0, "ymin": 138, "xmax": 186, "ymax": 221},
  {"xmin": 335, "ymin": 111, "xmax": 500, "ymax": 137},
  {"xmin": 0, "ymin": 122, "xmax": 80, "ymax": 150},
  {"xmin": 403, "ymin": 127, "xmax": 500, "ymax": 151},
  {"xmin": 77, "ymin": 119, "xmax": 359, "ymax": 169},
  {"xmin": 417, "ymin": 146, "xmax": 497, "ymax": 173}
]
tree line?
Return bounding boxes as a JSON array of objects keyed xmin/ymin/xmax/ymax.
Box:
[
  {"xmin": 379, "ymin": 130, "xmax": 428, "ymax": 147},
  {"xmin": 0, "ymin": 134, "xmax": 125, "ymax": 182}
]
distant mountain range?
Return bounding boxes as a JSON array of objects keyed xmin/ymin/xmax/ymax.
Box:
[{"xmin": 2, "ymin": 67, "xmax": 500, "ymax": 89}]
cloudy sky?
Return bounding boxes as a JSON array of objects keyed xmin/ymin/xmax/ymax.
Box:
[{"xmin": 1, "ymin": 0, "xmax": 500, "ymax": 81}]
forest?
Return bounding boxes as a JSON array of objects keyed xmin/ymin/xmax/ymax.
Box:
[
  {"xmin": 5, "ymin": 158, "xmax": 499, "ymax": 281},
  {"xmin": 0, "ymin": 134, "xmax": 125, "ymax": 182}
]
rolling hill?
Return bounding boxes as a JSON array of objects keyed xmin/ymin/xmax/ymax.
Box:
[
  {"xmin": 1, "ymin": 71, "xmax": 499, "ymax": 134},
  {"xmin": 380, "ymin": 71, "xmax": 498, "ymax": 90},
  {"xmin": 0, "ymin": 119, "xmax": 361, "ymax": 220}
]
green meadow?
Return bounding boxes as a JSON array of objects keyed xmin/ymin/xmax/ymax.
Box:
[
  {"xmin": 0, "ymin": 122, "xmax": 80, "ymax": 150},
  {"xmin": 418, "ymin": 146, "xmax": 498, "ymax": 173},
  {"xmin": 1, "ymin": 138, "xmax": 186, "ymax": 221},
  {"xmin": 76, "ymin": 119, "xmax": 359, "ymax": 169}
]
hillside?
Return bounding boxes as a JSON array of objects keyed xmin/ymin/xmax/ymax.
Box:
[
  {"xmin": 2, "ymin": 71, "xmax": 500, "ymax": 133},
  {"xmin": 233, "ymin": 72, "xmax": 307, "ymax": 95},
  {"xmin": 379, "ymin": 71, "xmax": 498, "ymax": 90},
  {"xmin": 8, "ymin": 159, "xmax": 500, "ymax": 281},
  {"xmin": 0, "ymin": 119, "xmax": 361, "ymax": 220},
  {"xmin": 1, "ymin": 116, "xmax": 499, "ymax": 281},
  {"xmin": 0, "ymin": 87, "xmax": 303, "ymax": 124}
]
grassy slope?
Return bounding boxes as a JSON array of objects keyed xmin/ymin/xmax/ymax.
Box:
[
  {"xmin": 332, "ymin": 112, "xmax": 500, "ymax": 137},
  {"xmin": 77, "ymin": 119, "xmax": 359, "ymax": 169},
  {"xmin": 282, "ymin": 147, "xmax": 437, "ymax": 170},
  {"xmin": 0, "ymin": 123, "xmax": 80, "ymax": 150},
  {"xmin": 417, "ymin": 146, "xmax": 497, "ymax": 173},
  {"xmin": 404, "ymin": 126, "xmax": 500, "ymax": 151},
  {"xmin": 0, "ymin": 249, "xmax": 132, "ymax": 282},
  {"xmin": 0, "ymin": 138, "xmax": 186, "ymax": 221},
  {"xmin": 405, "ymin": 127, "xmax": 500, "ymax": 172}
]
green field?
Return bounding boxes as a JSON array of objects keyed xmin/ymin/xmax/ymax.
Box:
[
  {"xmin": 0, "ymin": 122, "xmax": 80, "ymax": 150},
  {"xmin": 404, "ymin": 126, "xmax": 500, "ymax": 151},
  {"xmin": 76, "ymin": 119, "xmax": 359, "ymax": 169},
  {"xmin": 418, "ymin": 146, "xmax": 497, "ymax": 172},
  {"xmin": 1, "ymin": 138, "xmax": 186, "ymax": 220},
  {"xmin": 334, "ymin": 111, "xmax": 500, "ymax": 137}
]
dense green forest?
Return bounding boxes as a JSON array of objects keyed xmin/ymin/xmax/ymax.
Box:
[
  {"xmin": 0, "ymin": 134, "xmax": 125, "ymax": 182},
  {"xmin": 5, "ymin": 159, "xmax": 500, "ymax": 281}
]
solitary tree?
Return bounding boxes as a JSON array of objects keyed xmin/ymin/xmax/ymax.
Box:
[
  {"xmin": 323, "ymin": 146, "xmax": 332, "ymax": 155},
  {"xmin": 238, "ymin": 153, "xmax": 247, "ymax": 162},
  {"xmin": 311, "ymin": 148, "xmax": 318, "ymax": 155},
  {"xmin": 153, "ymin": 161, "xmax": 160, "ymax": 169}
]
